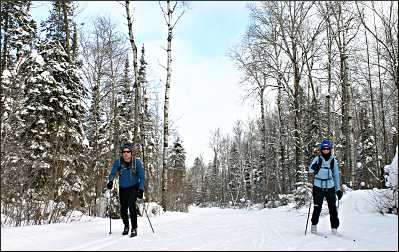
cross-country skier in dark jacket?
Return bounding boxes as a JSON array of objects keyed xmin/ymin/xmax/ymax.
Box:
[
  {"xmin": 308, "ymin": 139, "xmax": 343, "ymax": 235},
  {"xmin": 107, "ymin": 143, "xmax": 145, "ymax": 237}
]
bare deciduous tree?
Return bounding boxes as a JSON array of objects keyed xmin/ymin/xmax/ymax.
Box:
[
  {"xmin": 125, "ymin": 0, "xmax": 142, "ymax": 157},
  {"xmin": 159, "ymin": 0, "xmax": 185, "ymax": 212}
]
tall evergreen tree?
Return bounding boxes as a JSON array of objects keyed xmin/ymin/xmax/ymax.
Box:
[
  {"xmin": 167, "ymin": 137, "xmax": 188, "ymax": 211},
  {"xmin": 8, "ymin": 0, "xmax": 89, "ymax": 224},
  {"xmin": 118, "ymin": 58, "xmax": 133, "ymax": 142},
  {"xmin": 138, "ymin": 44, "xmax": 157, "ymax": 202},
  {"xmin": 227, "ymin": 143, "xmax": 241, "ymax": 206},
  {"xmin": 1, "ymin": 0, "xmax": 38, "ymax": 226},
  {"xmin": 40, "ymin": 0, "xmax": 76, "ymax": 61}
]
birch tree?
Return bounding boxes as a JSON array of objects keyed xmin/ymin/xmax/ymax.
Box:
[
  {"xmin": 159, "ymin": 0, "xmax": 185, "ymax": 212},
  {"xmin": 125, "ymin": 1, "xmax": 141, "ymax": 157}
]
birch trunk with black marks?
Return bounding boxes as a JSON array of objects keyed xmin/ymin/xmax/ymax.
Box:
[
  {"xmin": 160, "ymin": 0, "xmax": 185, "ymax": 212},
  {"xmin": 161, "ymin": 0, "xmax": 172, "ymax": 212},
  {"xmin": 125, "ymin": 1, "xmax": 141, "ymax": 158}
]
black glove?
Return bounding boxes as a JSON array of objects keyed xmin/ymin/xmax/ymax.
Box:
[
  {"xmin": 336, "ymin": 190, "xmax": 343, "ymax": 200},
  {"xmin": 137, "ymin": 189, "xmax": 144, "ymax": 199},
  {"xmin": 107, "ymin": 181, "xmax": 113, "ymax": 190}
]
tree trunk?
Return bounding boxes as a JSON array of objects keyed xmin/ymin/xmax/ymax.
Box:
[
  {"xmin": 110, "ymin": 55, "xmax": 118, "ymax": 160},
  {"xmin": 277, "ymin": 80, "xmax": 286, "ymax": 193},
  {"xmin": 125, "ymin": 1, "xmax": 141, "ymax": 157},
  {"xmin": 161, "ymin": 0, "xmax": 173, "ymax": 212},
  {"xmin": 341, "ymin": 33, "xmax": 355, "ymax": 187},
  {"xmin": 373, "ymin": 11, "xmax": 389, "ymax": 174},
  {"xmin": 259, "ymin": 88, "xmax": 268, "ymax": 194},
  {"xmin": 0, "ymin": 5, "xmax": 9, "ymax": 74},
  {"xmin": 365, "ymin": 29, "xmax": 382, "ymax": 186},
  {"xmin": 61, "ymin": 0, "xmax": 70, "ymax": 61},
  {"xmin": 326, "ymin": 19, "xmax": 333, "ymax": 139},
  {"xmin": 293, "ymin": 50, "xmax": 304, "ymax": 188},
  {"xmin": 332, "ymin": 2, "xmax": 356, "ymax": 187}
]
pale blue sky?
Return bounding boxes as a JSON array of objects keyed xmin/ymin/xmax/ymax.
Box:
[{"xmin": 31, "ymin": 1, "xmax": 257, "ymax": 166}]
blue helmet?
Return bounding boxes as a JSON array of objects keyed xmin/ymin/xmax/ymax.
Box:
[{"xmin": 320, "ymin": 139, "xmax": 332, "ymax": 150}]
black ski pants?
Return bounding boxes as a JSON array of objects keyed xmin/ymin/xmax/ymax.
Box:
[
  {"xmin": 311, "ymin": 186, "xmax": 339, "ymax": 229},
  {"xmin": 119, "ymin": 186, "xmax": 138, "ymax": 229}
]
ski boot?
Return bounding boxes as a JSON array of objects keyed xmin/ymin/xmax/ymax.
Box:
[
  {"xmin": 122, "ymin": 225, "xmax": 129, "ymax": 235},
  {"xmin": 311, "ymin": 225, "xmax": 317, "ymax": 234}
]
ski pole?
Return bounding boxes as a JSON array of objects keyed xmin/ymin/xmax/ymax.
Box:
[
  {"xmin": 108, "ymin": 189, "xmax": 112, "ymax": 234},
  {"xmin": 139, "ymin": 199, "xmax": 155, "ymax": 233},
  {"xmin": 305, "ymin": 178, "xmax": 314, "ymax": 236},
  {"xmin": 305, "ymin": 200, "xmax": 312, "ymax": 235},
  {"xmin": 144, "ymin": 202, "xmax": 155, "ymax": 233}
]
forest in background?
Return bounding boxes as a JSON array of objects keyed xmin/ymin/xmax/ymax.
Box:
[{"xmin": 1, "ymin": 1, "xmax": 398, "ymax": 227}]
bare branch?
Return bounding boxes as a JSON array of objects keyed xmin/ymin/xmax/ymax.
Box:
[
  {"xmin": 159, "ymin": 1, "xmax": 168, "ymax": 25},
  {"xmin": 171, "ymin": 9, "xmax": 185, "ymax": 30}
]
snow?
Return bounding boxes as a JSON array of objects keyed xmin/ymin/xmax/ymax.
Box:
[
  {"xmin": 1, "ymin": 189, "xmax": 397, "ymax": 251},
  {"xmin": 40, "ymin": 71, "xmax": 50, "ymax": 79},
  {"xmin": 385, "ymin": 146, "xmax": 398, "ymax": 189},
  {"xmin": 82, "ymin": 137, "xmax": 90, "ymax": 147},
  {"xmin": 31, "ymin": 50, "xmax": 44, "ymax": 66},
  {"xmin": 2, "ymin": 69, "xmax": 12, "ymax": 80}
]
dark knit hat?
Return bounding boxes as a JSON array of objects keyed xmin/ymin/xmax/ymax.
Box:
[{"xmin": 121, "ymin": 143, "xmax": 133, "ymax": 152}]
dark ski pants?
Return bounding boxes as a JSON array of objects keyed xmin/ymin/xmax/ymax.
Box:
[
  {"xmin": 311, "ymin": 186, "xmax": 339, "ymax": 229},
  {"xmin": 119, "ymin": 186, "xmax": 138, "ymax": 229}
]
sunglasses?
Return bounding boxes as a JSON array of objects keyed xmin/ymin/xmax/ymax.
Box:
[
  {"xmin": 122, "ymin": 150, "xmax": 131, "ymax": 154},
  {"xmin": 322, "ymin": 148, "xmax": 330, "ymax": 151}
]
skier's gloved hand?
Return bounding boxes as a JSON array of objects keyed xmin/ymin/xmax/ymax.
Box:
[
  {"xmin": 107, "ymin": 181, "xmax": 113, "ymax": 189},
  {"xmin": 336, "ymin": 190, "xmax": 343, "ymax": 200},
  {"xmin": 137, "ymin": 189, "xmax": 144, "ymax": 199}
]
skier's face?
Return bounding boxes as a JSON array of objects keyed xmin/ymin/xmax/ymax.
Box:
[
  {"xmin": 122, "ymin": 148, "xmax": 132, "ymax": 162},
  {"xmin": 321, "ymin": 148, "xmax": 331, "ymax": 154}
]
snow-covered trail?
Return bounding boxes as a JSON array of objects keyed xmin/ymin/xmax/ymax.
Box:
[{"xmin": 1, "ymin": 190, "xmax": 398, "ymax": 251}]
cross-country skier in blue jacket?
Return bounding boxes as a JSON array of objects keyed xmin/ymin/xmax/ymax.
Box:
[
  {"xmin": 107, "ymin": 143, "xmax": 145, "ymax": 237},
  {"xmin": 308, "ymin": 139, "xmax": 343, "ymax": 235}
]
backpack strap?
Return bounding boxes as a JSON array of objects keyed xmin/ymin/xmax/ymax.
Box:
[
  {"xmin": 313, "ymin": 156, "xmax": 335, "ymax": 174},
  {"xmin": 330, "ymin": 157, "xmax": 334, "ymax": 171},
  {"xmin": 117, "ymin": 157, "xmax": 122, "ymax": 172},
  {"xmin": 312, "ymin": 155, "xmax": 323, "ymax": 176}
]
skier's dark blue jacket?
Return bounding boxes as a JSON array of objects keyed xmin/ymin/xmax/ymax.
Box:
[{"xmin": 108, "ymin": 158, "xmax": 144, "ymax": 190}]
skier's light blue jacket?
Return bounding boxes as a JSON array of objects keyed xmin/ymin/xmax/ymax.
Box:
[
  {"xmin": 108, "ymin": 158, "xmax": 145, "ymax": 190},
  {"xmin": 308, "ymin": 155, "xmax": 340, "ymax": 191}
]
